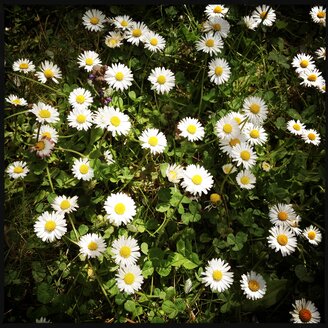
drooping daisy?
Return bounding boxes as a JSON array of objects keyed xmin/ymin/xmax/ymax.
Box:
[
  {"xmin": 82, "ymin": 9, "xmax": 106, "ymax": 32},
  {"xmin": 115, "ymin": 263, "xmax": 144, "ymax": 294},
  {"xmin": 177, "ymin": 117, "xmax": 205, "ymax": 142},
  {"xmin": 105, "ymin": 63, "xmax": 133, "ymax": 91},
  {"xmin": 215, "ymin": 116, "xmax": 240, "ymax": 141},
  {"xmin": 104, "ymin": 31, "xmax": 124, "ymax": 48},
  {"xmin": 34, "ymin": 211, "xmax": 67, "ymax": 242},
  {"xmin": 165, "ymin": 163, "xmax": 184, "ymax": 184},
  {"xmin": 143, "ymin": 31, "xmax": 166, "ymax": 52},
  {"xmin": 203, "ymin": 16, "xmax": 230, "ymax": 38},
  {"xmin": 290, "ymin": 298, "xmax": 321, "ymax": 323},
  {"xmin": 242, "ymin": 96, "xmax": 268, "ymax": 125},
  {"xmin": 77, "ymin": 50, "xmax": 102, "ymax": 72},
  {"xmin": 252, "ymin": 5, "xmax": 276, "ymax": 27},
  {"xmin": 302, "ymin": 225, "xmax": 322, "ymax": 245},
  {"xmin": 309, "ymin": 6, "xmax": 326, "ymax": 26},
  {"xmin": 208, "ymin": 57, "xmax": 231, "ymax": 85},
  {"xmin": 204, "ymin": 4, "xmax": 229, "ymax": 18},
  {"xmin": 291, "ymin": 53, "xmax": 316, "ymax": 74},
  {"xmin": 139, "ymin": 128, "xmax": 167, "ymax": 155},
  {"xmin": 35, "ymin": 60, "xmax": 62, "ymax": 84},
  {"xmin": 68, "ymin": 107, "xmax": 94, "ymax": 131},
  {"xmin": 112, "ymin": 15, "xmax": 134, "ymax": 31},
  {"xmin": 222, "ymin": 163, "xmax": 237, "ymax": 175},
  {"xmin": 104, "ymin": 192, "xmax": 137, "ymax": 226},
  {"xmin": 30, "ymin": 102, "xmax": 60, "ymax": 124},
  {"xmin": 36, "ymin": 317, "xmax": 52, "ymax": 323},
  {"xmin": 201, "ymin": 258, "xmax": 234, "ymax": 293},
  {"xmin": 242, "ymin": 123, "xmax": 268, "ymax": 146},
  {"xmin": 299, "ymin": 68, "xmax": 324, "ymax": 88},
  {"xmin": 68, "ymin": 87, "xmax": 93, "ymax": 110},
  {"xmin": 301, "ymin": 129, "xmax": 321, "ymax": 146},
  {"xmin": 148, "ymin": 67, "xmax": 175, "ymax": 94},
  {"xmin": 31, "ymin": 136, "xmax": 55, "ymax": 158},
  {"xmin": 71, "ymin": 157, "xmax": 94, "ymax": 181},
  {"xmin": 111, "ymin": 235, "xmax": 141, "ymax": 266},
  {"xmin": 269, "ymin": 203, "xmax": 297, "ymax": 226},
  {"xmin": 104, "ymin": 150, "xmax": 115, "ymax": 164},
  {"xmin": 241, "ymin": 15, "xmax": 259, "ymax": 30},
  {"xmin": 315, "ymin": 47, "xmax": 326, "ymax": 60},
  {"xmin": 12, "ymin": 58, "xmax": 35, "ymax": 74},
  {"xmin": 230, "ymin": 142, "xmax": 258, "ymax": 170},
  {"xmin": 6, "ymin": 161, "xmax": 29, "ymax": 179},
  {"xmin": 125, "ymin": 21, "xmax": 148, "ymax": 45},
  {"xmin": 104, "ymin": 106, "xmax": 131, "ymax": 136},
  {"xmin": 51, "ymin": 195, "xmax": 79, "ymax": 215},
  {"xmin": 78, "ymin": 233, "xmax": 107, "ymax": 258},
  {"xmin": 195, "ymin": 32, "xmax": 223, "ymax": 56},
  {"xmin": 267, "ymin": 225, "xmax": 297, "ymax": 256},
  {"xmin": 5, "ymin": 94, "xmax": 27, "ymax": 106},
  {"xmin": 219, "ymin": 134, "xmax": 246, "ymax": 156},
  {"xmin": 317, "ymin": 82, "xmax": 326, "ymax": 93},
  {"xmin": 236, "ymin": 170, "xmax": 256, "ymax": 190},
  {"xmin": 286, "ymin": 119, "xmax": 306, "ymax": 136},
  {"xmin": 240, "ymin": 271, "xmax": 267, "ymax": 300},
  {"xmin": 289, "ymin": 215, "xmax": 302, "ymax": 236},
  {"xmin": 181, "ymin": 164, "xmax": 214, "ymax": 197}
]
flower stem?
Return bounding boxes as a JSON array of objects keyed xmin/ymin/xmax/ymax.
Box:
[
  {"xmin": 198, "ymin": 54, "xmax": 208, "ymax": 117},
  {"xmin": 46, "ymin": 165, "xmax": 55, "ymax": 193},
  {"xmin": 55, "ymin": 146, "xmax": 86, "ymax": 158}
]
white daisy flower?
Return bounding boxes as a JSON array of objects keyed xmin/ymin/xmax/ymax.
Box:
[
  {"xmin": 231, "ymin": 142, "xmax": 258, "ymax": 170},
  {"xmin": 36, "ymin": 317, "xmax": 52, "ymax": 323},
  {"xmin": 201, "ymin": 258, "xmax": 234, "ymax": 292},
  {"xmin": 104, "ymin": 150, "xmax": 115, "ymax": 164},
  {"xmin": 111, "ymin": 235, "xmax": 141, "ymax": 266},
  {"xmin": 242, "ymin": 96, "xmax": 268, "ymax": 125},
  {"xmin": 177, "ymin": 117, "xmax": 205, "ymax": 142},
  {"xmin": 68, "ymin": 107, "xmax": 94, "ymax": 131},
  {"xmin": 143, "ymin": 31, "xmax": 166, "ymax": 52},
  {"xmin": 103, "ymin": 106, "xmax": 131, "ymax": 136},
  {"xmin": 112, "ymin": 15, "xmax": 134, "ymax": 31},
  {"xmin": 30, "ymin": 102, "xmax": 60, "ymax": 124},
  {"xmin": 299, "ymin": 68, "xmax": 324, "ymax": 88},
  {"xmin": 6, "ymin": 161, "xmax": 29, "ymax": 179},
  {"xmin": 208, "ymin": 57, "xmax": 231, "ymax": 85},
  {"xmin": 82, "ymin": 9, "xmax": 106, "ymax": 32},
  {"xmin": 301, "ymin": 129, "xmax": 321, "ymax": 146},
  {"xmin": 35, "ymin": 60, "xmax": 62, "ymax": 84},
  {"xmin": 286, "ymin": 119, "xmax": 306, "ymax": 136},
  {"xmin": 31, "ymin": 136, "xmax": 55, "ymax": 158},
  {"xmin": 5, "ymin": 94, "xmax": 27, "ymax": 106},
  {"xmin": 315, "ymin": 47, "xmax": 326, "ymax": 60},
  {"xmin": 51, "ymin": 195, "xmax": 79, "ymax": 215},
  {"xmin": 125, "ymin": 21, "xmax": 149, "ymax": 46},
  {"xmin": 68, "ymin": 87, "xmax": 93, "ymax": 110},
  {"xmin": 291, "ymin": 53, "xmax": 316, "ymax": 74},
  {"xmin": 267, "ymin": 225, "xmax": 297, "ymax": 256},
  {"xmin": 204, "ymin": 4, "xmax": 229, "ymax": 18},
  {"xmin": 139, "ymin": 128, "xmax": 167, "ymax": 155},
  {"xmin": 302, "ymin": 225, "xmax": 322, "ymax": 245},
  {"xmin": 104, "ymin": 31, "xmax": 124, "ymax": 48},
  {"xmin": 227, "ymin": 112, "xmax": 246, "ymax": 126},
  {"xmin": 93, "ymin": 106, "xmax": 110, "ymax": 129},
  {"xmin": 105, "ymin": 63, "xmax": 133, "ymax": 92},
  {"xmin": 104, "ymin": 192, "xmax": 137, "ymax": 226},
  {"xmin": 78, "ymin": 233, "xmax": 107, "ymax": 259},
  {"xmin": 261, "ymin": 161, "xmax": 271, "ymax": 172},
  {"xmin": 310, "ymin": 6, "xmax": 326, "ymax": 26},
  {"xmin": 236, "ymin": 169, "xmax": 256, "ymax": 190},
  {"xmin": 181, "ymin": 164, "xmax": 214, "ymax": 197},
  {"xmin": 71, "ymin": 157, "xmax": 94, "ymax": 181},
  {"xmin": 290, "ymin": 298, "xmax": 321, "ymax": 323},
  {"xmin": 222, "ymin": 163, "xmax": 237, "ymax": 175},
  {"xmin": 148, "ymin": 67, "xmax": 175, "ymax": 95},
  {"xmin": 215, "ymin": 116, "xmax": 240, "ymax": 141},
  {"xmin": 203, "ymin": 16, "xmax": 230, "ymax": 38},
  {"xmin": 240, "ymin": 271, "xmax": 267, "ymax": 300},
  {"xmin": 77, "ymin": 50, "xmax": 102, "ymax": 72},
  {"xmin": 317, "ymin": 82, "xmax": 326, "ymax": 93},
  {"xmin": 242, "ymin": 123, "xmax": 268, "ymax": 146},
  {"xmin": 33, "ymin": 125, "xmax": 58, "ymax": 144},
  {"xmin": 34, "ymin": 211, "xmax": 67, "ymax": 243},
  {"xmin": 242, "ymin": 15, "xmax": 259, "ymax": 30},
  {"xmin": 252, "ymin": 5, "xmax": 276, "ymax": 26},
  {"xmin": 289, "ymin": 215, "xmax": 302, "ymax": 236},
  {"xmin": 165, "ymin": 163, "xmax": 184, "ymax": 184},
  {"xmin": 115, "ymin": 263, "xmax": 144, "ymax": 295},
  {"xmin": 269, "ymin": 203, "xmax": 297, "ymax": 226},
  {"xmin": 195, "ymin": 32, "xmax": 223, "ymax": 56},
  {"xmin": 12, "ymin": 58, "xmax": 35, "ymax": 74},
  {"xmin": 219, "ymin": 134, "xmax": 246, "ymax": 156}
]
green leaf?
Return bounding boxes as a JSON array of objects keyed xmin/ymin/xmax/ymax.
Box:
[
  {"xmin": 124, "ymin": 300, "xmax": 136, "ymax": 313},
  {"xmin": 32, "ymin": 262, "xmax": 46, "ymax": 282},
  {"xmin": 78, "ymin": 224, "xmax": 89, "ymax": 236},
  {"xmin": 37, "ymin": 282, "xmax": 56, "ymax": 304},
  {"xmin": 162, "ymin": 300, "xmax": 178, "ymax": 319},
  {"xmin": 142, "ymin": 261, "xmax": 154, "ymax": 278},
  {"xmin": 160, "ymin": 163, "xmax": 169, "ymax": 177},
  {"xmin": 295, "ymin": 264, "xmax": 314, "ymax": 283},
  {"xmin": 170, "ymin": 252, "xmax": 198, "ymax": 270},
  {"xmin": 141, "ymin": 242, "xmax": 148, "ymax": 255},
  {"xmin": 274, "ymin": 117, "xmax": 286, "ymax": 129}
]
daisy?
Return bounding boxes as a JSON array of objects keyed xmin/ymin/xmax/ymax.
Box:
[
  {"xmin": 315, "ymin": 47, "xmax": 326, "ymax": 60},
  {"xmin": 240, "ymin": 271, "xmax": 267, "ymax": 300},
  {"xmin": 310, "ymin": 6, "xmax": 326, "ymax": 26},
  {"xmin": 195, "ymin": 32, "xmax": 223, "ymax": 56},
  {"xmin": 31, "ymin": 136, "xmax": 55, "ymax": 158},
  {"xmin": 36, "ymin": 317, "xmax": 52, "ymax": 323},
  {"xmin": 219, "ymin": 134, "xmax": 246, "ymax": 156},
  {"xmin": 290, "ymin": 298, "xmax": 321, "ymax": 323},
  {"xmin": 242, "ymin": 16, "xmax": 259, "ymax": 30},
  {"xmin": 71, "ymin": 157, "xmax": 94, "ymax": 181},
  {"xmin": 208, "ymin": 57, "xmax": 231, "ymax": 85},
  {"xmin": 104, "ymin": 106, "xmax": 131, "ymax": 136},
  {"xmin": 203, "ymin": 16, "xmax": 230, "ymax": 38},
  {"xmin": 261, "ymin": 161, "xmax": 271, "ymax": 172},
  {"xmin": 139, "ymin": 128, "xmax": 167, "ymax": 155},
  {"xmin": 222, "ymin": 163, "xmax": 237, "ymax": 175},
  {"xmin": 33, "ymin": 125, "xmax": 58, "ymax": 144},
  {"xmin": 204, "ymin": 4, "xmax": 229, "ymax": 18},
  {"xmin": 242, "ymin": 123, "xmax": 268, "ymax": 146},
  {"xmin": 177, "ymin": 117, "xmax": 205, "ymax": 141},
  {"xmin": 252, "ymin": 5, "xmax": 276, "ymax": 27},
  {"xmin": 111, "ymin": 235, "xmax": 140, "ymax": 266},
  {"xmin": 227, "ymin": 112, "xmax": 246, "ymax": 126},
  {"xmin": 289, "ymin": 215, "xmax": 302, "ymax": 236},
  {"xmin": 291, "ymin": 53, "xmax": 316, "ymax": 74},
  {"xmin": 35, "ymin": 60, "xmax": 62, "ymax": 84},
  {"xmin": 181, "ymin": 164, "xmax": 214, "ymax": 197},
  {"xmin": 299, "ymin": 68, "xmax": 324, "ymax": 88},
  {"xmin": 269, "ymin": 203, "xmax": 297, "ymax": 226},
  {"xmin": 6, "ymin": 161, "xmax": 29, "ymax": 179},
  {"xmin": 34, "ymin": 211, "xmax": 67, "ymax": 242},
  {"xmin": 165, "ymin": 163, "xmax": 184, "ymax": 184},
  {"xmin": 104, "ymin": 192, "xmax": 137, "ymax": 226},
  {"xmin": 209, "ymin": 193, "xmax": 221, "ymax": 205},
  {"xmin": 77, "ymin": 50, "xmax": 102, "ymax": 72},
  {"xmin": 51, "ymin": 195, "xmax": 79, "ymax": 215},
  {"xmin": 105, "ymin": 63, "xmax": 133, "ymax": 91},
  {"xmin": 82, "ymin": 9, "xmax": 106, "ymax": 32},
  {"xmin": 301, "ymin": 129, "xmax": 321, "ymax": 146},
  {"xmin": 286, "ymin": 119, "xmax": 306, "ymax": 136},
  {"xmin": 68, "ymin": 87, "xmax": 93, "ymax": 110},
  {"xmin": 148, "ymin": 67, "xmax": 175, "ymax": 95},
  {"xmin": 201, "ymin": 258, "xmax": 234, "ymax": 293},
  {"xmin": 242, "ymin": 96, "xmax": 268, "ymax": 125},
  {"xmin": 125, "ymin": 21, "xmax": 148, "ymax": 45},
  {"xmin": 112, "ymin": 15, "xmax": 134, "ymax": 31},
  {"xmin": 78, "ymin": 233, "xmax": 107, "ymax": 259},
  {"xmin": 116, "ymin": 264, "xmax": 144, "ymax": 294},
  {"xmin": 236, "ymin": 169, "xmax": 256, "ymax": 189},
  {"xmin": 12, "ymin": 58, "xmax": 35, "ymax": 74},
  {"xmin": 143, "ymin": 31, "xmax": 166, "ymax": 52},
  {"xmin": 317, "ymin": 82, "xmax": 326, "ymax": 93},
  {"xmin": 5, "ymin": 94, "xmax": 27, "ymax": 106},
  {"xmin": 30, "ymin": 102, "xmax": 60, "ymax": 124},
  {"xmin": 104, "ymin": 150, "xmax": 115, "ymax": 164},
  {"xmin": 267, "ymin": 225, "xmax": 297, "ymax": 256},
  {"xmin": 68, "ymin": 107, "xmax": 94, "ymax": 131},
  {"xmin": 215, "ymin": 116, "xmax": 240, "ymax": 141},
  {"xmin": 104, "ymin": 31, "xmax": 124, "ymax": 48},
  {"xmin": 302, "ymin": 225, "xmax": 322, "ymax": 245},
  {"xmin": 230, "ymin": 142, "xmax": 258, "ymax": 170}
]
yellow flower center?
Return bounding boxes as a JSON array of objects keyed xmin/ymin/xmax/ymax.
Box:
[
  {"xmin": 277, "ymin": 234, "xmax": 288, "ymax": 246},
  {"xmin": 212, "ymin": 270, "xmax": 223, "ymax": 281},
  {"xmin": 157, "ymin": 75, "xmax": 166, "ymax": 84},
  {"xmin": 248, "ymin": 279, "xmax": 260, "ymax": 292},
  {"xmin": 240, "ymin": 176, "xmax": 250, "ymax": 185},
  {"xmin": 213, "ymin": 23, "xmax": 221, "ymax": 31},
  {"xmin": 307, "ymin": 74, "xmax": 317, "ymax": 82},
  {"xmin": 39, "ymin": 109, "xmax": 51, "ymax": 118},
  {"xmin": 210, "ymin": 193, "xmax": 221, "ymax": 204},
  {"xmin": 191, "ymin": 174, "xmax": 202, "ymax": 185},
  {"xmin": 240, "ymin": 150, "xmax": 251, "ymax": 161},
  {"xmin": 229, "ymin": 138, "xmax": 240, "ymax": 147},
  {"xmin": 42, "ymin": 132, "xmax": 52, "ymax": 139},
  {"xmin": 60, "ymin": 200, "xmax": 71, "ymax": 210},
  {"xmin": 168, "ymin": 170, "xmax": 177, "ymax": 180},
  {"xmin": 308, "ymin": 133, "xmax": 316, "ymax": 140},
  {"xmin": 115, "ymin": 72, "xmax": 124, "ymax": 81},
  {"xmin": 45, "ymin": 220, "xmax": 56, "ymax": 232},
  {"xmin": 110, "ymin": 116, "xmax": 121, "ymax": 127},
  {"xmin": 76, "ymin": 95, "xmax": 86, "ymax": 104},
  {"xmin": 234, "ymin": 117, "xmax": 241, "ymax": 124},
  {"xmin": 223, "ymin": 123, "xmax": 232, "ymax": 133},
  {"xmin": 85, "ymin": 58, "xmax": 94, "ymax": 66},
  {"xmin": 109, "ymin": 39, "xmax": 118, "ymax": 46},
  {"xmin": 76, "ymin": 114, "xmax": 86, "ymax": 124},
  {"xmin": 300, "ymin": 59, "xmax": 309, "ymax": 68},
  {"xmin": 90, "ymin": 17, "xmax": 100, "ymax": 25},
  {"xmin": 278, "ymin": 211, "xmax": 288, "ymax": 221},
  {"xmin": 205, "ymin": 39, "xmax": 215, "ymax": 47},
  {"xmin": 114, "ymin": 203, "xmax": 126, "ymax": 215},
  {"xmin": 215, "ymin": 66, "xmax": 223, "ymax": 76},
  {"xmin": 187, "ymin": 124, "xmax": 197, "ymax": 134},
  {"xmin": 214, "ymin": 5, "xmax": 222, "ymax": 13},
  {"xmin": 121, "ymin": 20, "xmax": 128, "ymax": 27},
  {"xmin": 12, "ymin": 99, "xmax": 21, "ymax": 104},
  {"xmin": 79, "ymin": 164, "xmax": 89, "ymax": 174},
  {"xmin": 299, "ymin": 309, "xmax": 312, "ymax": 322},
  {"xmin": 260, "ymin": 11, "xmax": 267, "ymax": 19},
  {"xmin": 150, "ymin": 38, "xmax": 158, "ymax": 46},
  {"xmin": 250, "ymin": 130, "xmax": 260, "ymax": 138},
  {"xmin": 119, "ymin": 246, "xmax": 132, "ymax": 258},
  {"xmin": 88, "ymin": 241, "xmax": 98, "ymax": 251},
  {"xmin": 307, "ymin": 231, "xmax": 316, "ymax": 240},
  {"xmin": 317, "ymin": 11, "xmax": 325, "ymax": 19},
  {"xmin": 148, "ymin": 136, "xmax": 158, "ymax": 146},
  {"xmin": 132, "ymin": 28, "xmax": 142, "ymax": 37},
  {"xmin": 35, "ymin": 141, "xmax": 45, "ymax": 151},
  {"xmin": 293, "ymin": 124, "xmax": 301, "ymax": 131},
  {"xmin": 124, "ymin": 272, "xmax": 135, "ymax": 285},
  {"xmin": 250, "ymin": 103, "xmax": 260, "ymax": 114},
  {"xmin": 19, "ymin": 63, "xmax": 29, "ymax": 69},
  {"xmin": 44, "ymin": 69, "xmax": 54, "ymax": 78},
  {"xmin": 13, "ymin": 166, "xmax": 24, "ymax": 173}
]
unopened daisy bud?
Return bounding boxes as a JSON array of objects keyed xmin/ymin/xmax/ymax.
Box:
[
  {"xmin": 184, "ymin": 278, "xmax": 193, "ymax": 294},
  {"xmin": 261, "ymin": 161, "xmax": 271, "ymax": 172},
  {"xmin": 210, "ymin": 193, "xmax": 221, "ymax": 205}
]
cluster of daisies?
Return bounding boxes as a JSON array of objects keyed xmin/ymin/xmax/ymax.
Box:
[{"xmin": 286, "ymin": 118, "xmax": 321, "ymax": 146}]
